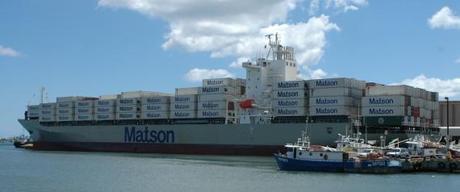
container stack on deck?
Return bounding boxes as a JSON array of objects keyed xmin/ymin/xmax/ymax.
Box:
[
  {"xmin": 141, "ymin": 96, "xmax": 171, "ymax": 120},
  {"xmin": 363, "ymin": 85, "xmax": 439, "ymax": 128},
  {"xmin": 272, "ymin": 80, "xmax": 309, "ymax": 122},
  {"xmin": 308, "ymin": 78, "xmax": 365, "ymax": 122},
  {"xmin": 95, "ymin": 96, "xmax": 116, "ymax": 121},
  {"xmin": 75, "ymin": 99, "xmax": 96, "ymax": 121}
]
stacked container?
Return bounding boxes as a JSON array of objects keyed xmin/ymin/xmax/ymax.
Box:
[
  {"xmin": 272, "ymin": 80, "xmax": 309, "ymax": 117},
  {"xmin": 116, "ymin": 97, "xmax": 141, "ymax": 120},
  {"xmin": 39, "ymin": 103, "xmax": 56, "ymax": 122},
  {"xmin": 27, "ymin": 105, "xmax": 40, "ymax": 119},
  {"xmin": 197, "ymin": 78, "xmax": 241, "ymax": 119},
  {"xmin": 171, "ymin": 95, "xmax": 198, "ymax": 119},
  {"xmin": 141, "ymin": 96, "xmax": 171, "ymax": 119},
  {"xmin": 56, "ymin": 100, "xmax": 75, "ymax": 122},
  {"xmin": 95, "ymin": 99, "xmax": 116, "ymax": 121},
  {"xmin": 363, "ymin": 85, "xmax": 439, "ymax": 127},
  {"xmin": 75, "ymin": 100, "xmax": 95, "ymax": 121},
  {"xmin": 308, "ymin": 78, "xmax": 365, "ymax": 117}
]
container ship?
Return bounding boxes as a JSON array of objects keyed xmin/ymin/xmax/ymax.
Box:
[{"xmin": 18, "ymin": 34, "xmax": 440, "ymax": 155}]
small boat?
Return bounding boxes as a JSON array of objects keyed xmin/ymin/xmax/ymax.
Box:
[{"xmin": 274, "ymin": 130, "xmax": 402, "ymax": 173}]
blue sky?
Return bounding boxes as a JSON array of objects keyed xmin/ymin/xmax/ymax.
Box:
[{"xmin": 1, "ymin": 0, "xmax": 459, "ymax": 137}]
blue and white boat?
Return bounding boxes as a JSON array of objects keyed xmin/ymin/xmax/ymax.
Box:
[{"xmin": 274, "ymin": 130, "xmax": 353, "ymax": 172}]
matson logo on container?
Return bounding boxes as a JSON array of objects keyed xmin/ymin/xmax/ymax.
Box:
[
  {"xmin": 314, "ymin": 80, "xmax": 338, "ymax": 87},
  {"xmin": 275, "ymin": 90, "xmax": 306, "ymax": 98},
  {"xmin": 362, "ymin": 107, "xmax": 405, "ymax": 116},
  {"xmin": 276, "ymin": 81, "xmax": 304, "ymax": 89},
  {"xmin": 124, "ymin": 127, "xmax": 175, "ymax": 144},
  {"xmin": 314, "ymin": 98, "xmax": 338, "ymax": 105}
]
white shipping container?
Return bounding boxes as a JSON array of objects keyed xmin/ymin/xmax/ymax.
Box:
[
  {"xmin": 120, "ymin": 91, "xmax": 169, "ymax": 98},
  {"xmin": 197, "ymin": 109, "xmax": 228, "ymax": 118},
  {"xmin": 171, "ymin": 103, "xmax": 196, "ymax": 110},
  {"xmin": 273, "ymin": 89, "xmax": 308, "ymax": 99},
  {"xmin": 40, "ymin": 110, "xmax": 56, "ymax": 116},
  {"xmin": 367, "ymin": 85, "xmax": 415, "ymax": 97},
  {"xmin": 75, "ymin": 108, "xmax": 94, "ymax": 114},
  {"xmin": 28, "ymin": 112, "xmax": 40, "ymax": 117},
  {"xmin": 198, "ymin": 101, "xmax": 228, "ymax": 110},
  {"xmin": 171, "ymin": 95, "xmax": 197, "ymax": 103},
  {"xmin": 198, "ymin": 86, "xmax": 239, "ymax": 95},
  {"xmin": 117, "ymin": 98, "xmax": 140, "ymax": 106},
  {"xmin": 272, "ymin": 99, "xmax": 308, "ymax": 108},
  {"xmin": 57, "ymin": 115, "xmax": 74, "ymax": 122},
  {"xmin": 310, "ymin": 88, "xmax": 363, "ymax": 98},
  {"xmin": 27, "ymin": 105, "xmax": 40, "ymax": 111},
  {"xmin": 310, "ymin": 96, "xmax": 354, "ymax": 106},
  {"xmin": 141, "ymin": 104, "xmax": 170, "ymax": 111},
  {"xmin": 75, "ymin": 114, "xmax": 94, "ymax": 121},
  {"xmin": 116, "ymin": 112, "xmax": 140, "ymax": 120},
  {"xmin": 117, "ymin": 106, "xmax": 139, "ymax": 113},
  {"xmin": 176, "ymin": 87, "xmax": 200, "ymax": 95},
  {"xmin": 96, "ymin": 106, "xmax": 115, "ymax": 113},
  {"xmin": 56, "ymin": 96, "xmax": 91, "ymax": 102},
  {"xmin": 274, "ymin": 80, "xmax": 308, "ymax": 90},
  {"xmin": 198, "ymin": 94, "xmax": 232, "ymax": 102},
  {"xmin": 362, "ymin": 106, "xmax": 406, "ymax": 116},
  {"xmin": 57, "ymin": 108, "xmax": 73, "ymax": 114},
  {"xmin": 96, "ymin": 99, "xmax": 116, "ymax": 107},
  {"xmin": 202, "ymin": 78, "xmax": 237, "ymax": 87},
  {"xmin": 141, "ymin": 96, "xmax": 170, "ymax": 104},
  {"xmin": 171, "ymin": 110, "xmax": 197, "ymax": 119},
  {"xmin": 57, "ymin": 101, "xmax": 75, "ymax": 108},
  {"xmin": 273, "ymin": 107, "xmax": 308, "ymax": 116},
  {"xmin": 309, "ymin": 106, "xmax": 358, "ymax": 116},
  {"xmin": 95, "ymin": 113, "xmax": 115, "ymax": 120},
  {"xmin": 309, "ymin": 78, "xmax": 365, "ymax": 89},
  {"xmin": 362, "ymin": 95, "xmax": 408, "ymax": 107},
  {"xmin": 39, "ymin": 115, "xmax": 56, "ymax": 122},
  {"xmin": 40, "ymin": 103, "xmax": 56, "ymax": 109},
  {"xmin": 142, "ymin": 111, "xmax": 169, "ymax": 119},
  {"xmin": 76, "ymin": 100, "xmax": 94, "ymax": 108}
]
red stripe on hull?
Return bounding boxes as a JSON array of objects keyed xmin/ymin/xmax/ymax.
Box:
[{"xmin": 31, "ymin": 142, "xmax": 284, "ymax": 156}]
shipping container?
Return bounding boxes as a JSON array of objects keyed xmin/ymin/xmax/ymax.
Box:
[
  {"xmin": 56, "ymin": 96, "xmax": 93, "ymax": 102},
  {"xmin": 273, "ymin": 89, "xmax": 308, "ymax": 99},
  {"xmin": 198, "ymin": 94, "xmax": 233, "ymax": 102},
  {"xmin": 310, "ymin": 96, "xmax": 354, "ymax": 106},
  {"xmin": 116, "ymin": 112, "xmax": 140, "ymax": 120},
  {"xmin": 272, "ymin": 99, "xmax": 308, "ymax": 108},
  {"xmin": 76, "ymin": 100, "xmax": 94, "ymax": 108},
  {"xmin": 75, "ymin": 108, "xmax": 94, "ymax": 114},
  {"xmin": 176, "ymin": 87, "xmax": 200, "ymax": 95},
  {"xmin": 308, "ymin": 78, "xmax": 366, "ymax": 89},
  {"xmin": 310, "ymin": 88, "xmax": 363, "ymax": 98},
  {"xmin": 95, "ymin": 113, "xmax": 115, "ymax": 120},
  {"xmin": 273, "ymin": 107, "xmax": 308, "ymax": 117},
  {"xmin": 57, "ymin": 101, "xmax": 74, "ymax": 108},
  {"xmin": 28, "ymin": 112, "xmax": 39, "ymax": 118},
  {"xmin": 309, "ymin": 106, "xmax": 358, "ymax": 116},
  {"xmin": 361, "ymin": 106, "xmax": 406, "ymax": 116},
  {"xmin": 141, "ymin": 111, "xmax": 169, "ymax": 119},
  {"xmin": 27, "ymin": 105, "xmax": 40, "ymax": 111},
  {"xmin": 274, "ymin": 80, "xmax": 308, "ymax": 90},
  {"xmin": 141, "ymin": 104, "xmax": 170, "ymax": 111},
  {"xmin": 202, "ymin": 78, "xmax": 237, "ymax": 87},
  {"xmin": 141, "ymin": 96, "xmax": 170, "ymax": 105},
  {"xmin": 366, "ymin": 85, "xmax": 418, "ymax": 97},
  {"xmin": 96, "ymin": 99, "xmax": 116, "ymax": 107},
  {"xmin": 171, "ymin": 95, "xmax": 197, "ymax": 103},
  {"xmin": 117, "ymin": 98, "xmax": 140, "ymax": 106},
  {"xmin": 120, "ymin": 91, "xmax": 170, "ymax": 98},
  {"xmin": 170, "ymin": 110, "xmax": 197, "ymax": 119},
  {"xmin": 75, "ymin": 114, "xmax": 94, "ymax": 121},
  {"xmin": 361, "ymin": 95, "xmax": 409, "ymax": 107},
  {"xmin": 39, "ymin": 115, "xmax": 56, "ymax": 122},
  {"xmin": 40, "ymin": 103, "xmax": 56, "ymax": 109},
  {"xmin": 198, "ymin": 101, "xmax": 228, "ymax": 110},
  {"xmin": 117, "ymin": 106, "xmax": 139, "ymax": 113},
  {"xmin": 198, "ymin": 86, "xmax": 240, "ymax": 95},
  {"xmin": 364, "ymin": 116, "xmax": 405, "ymax": 126},
  {"xmin": 57, "ymin": 108, "xmax": 73, "ymax": 115},
  {"xmin": 95, "ymin": 106, "xmax": 115, "ymax": 113},
  {"xmin": 197, "ymin": 109, "xmax": 229, "ymax": 118},
  {"xmin": 57, "ymin": 115, "xmax": 74, "ymax": 122},
  {"xmin": 39, "ymin": 110, "xmax": 56, "ymax": 116},
  {"xmin": 171, "ymin": 103, "xmax": 196, "ymax": 110}
]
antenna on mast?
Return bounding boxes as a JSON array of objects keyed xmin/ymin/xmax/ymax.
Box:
[{"xmin": 40, "ymin": 86, "xmax": 47, "ymax": 104}]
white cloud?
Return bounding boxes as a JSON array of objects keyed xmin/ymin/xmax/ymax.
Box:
[
  {"xmin": 397, "ymin": 74, "xmax": 460, "ymax": 98},
  {"xmin": 309, "ymin": 0, "xmax": 368, "ymax": 14},
  {"xmin": 185, "ymin": 68, "xmax": 234, "ymax": 82},
  {"xmin": 428, "ymin": 6, "xmax": 460, "ymax": 29},
  {"xmin": 298, "ymin": 67, "xmax": 328, "ymax": 79},
  {"xmin": 229, "ymin": 57, "xmax": 251, "ymax": 68},
  {"xmin": 0, "ymin": 45, "xmax": 20, "ymax": 57}
]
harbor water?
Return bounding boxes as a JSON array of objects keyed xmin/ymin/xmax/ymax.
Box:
[{"xmin": 1, "ymin": 143, "xmax": 459, "ymax": 192}]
